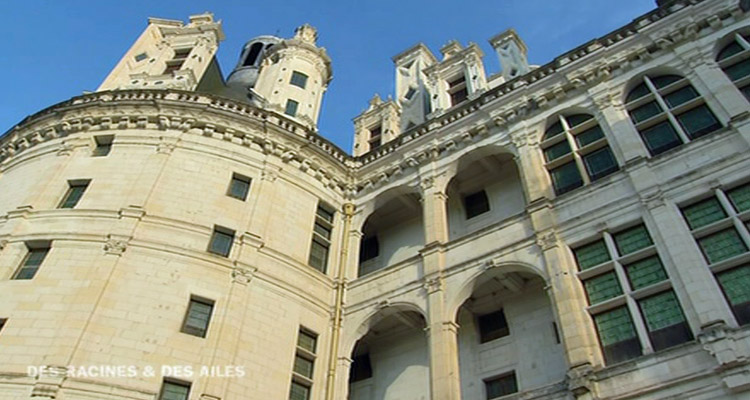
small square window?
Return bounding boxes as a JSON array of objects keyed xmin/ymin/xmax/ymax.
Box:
[
  {"xmin": 485, "ymin": 371, "xmax": 518, "ymax": 399},
  {"xmin": 289, "ymin": 381, "xmax": 311, "ymax": 400},
  {"xmin": 550, "ymin": 162, "xmax": 583, "ymax": 195},
  {"xmin": 159, "ymin": 379, "xmax": 191, "ymax": 400},
  {"xmin": 134, "ymin": 52, "xmax": 148, "ymax": 62},
  {"xmin": 227, "ymin": 173, "xmax": 252, "ymax": 201},
  {"xmin": 404, "ymin": 87, "xmax": 417, "ymax": 101},
  {"xmin": 290, "ymin": 71, "xmax": 308, "ymax": 89},
  {"xmin": 681, "ymin": 197, "xmax": 727, "ymax": 230},
  {"xmin": 717, "ymin": 265, "xmax": 750, "ymax": 325},
  {"xmin": 613, "ymin": 224, "xmax": 653, "ymax": 256},
  {"xmin": 593, "ymin": 306, "xmax": 642, "ymax": 364},
  {"xmin": 573, "ymin": 240, "xmax": 611, "ymax": 270},
  {"xmin": 583, "ymin": 147, "xmax": 618, "ymax": 181},
  {"xmin": 637, "ymin": 290, "xmax": 692, "ymax": 351},
  {"xmin": 285, "ymin": 99, "xmax": 299, "ymax": 117},
  {"xmin": 12, "ymin": 245, "xmax": 50, "ymax": 280},
  {"xmin": 676, "ymin": 105, "xmax": 721, "ymax": 139},
  {"xmin": 92, "ymin": 135, "xmax": 113, "ymax": 157},
  {"xmin": 208, "ymin": 226, "xmax": 235, "ymax": 257},
  {"xmin": 59, "ymin": 180, "xmax": 90, "ymax": 209},
  {"xmin": 297, "ymin": 330, "xmax": 318, "ymax": 353},
  {"xmin": 359, "ymin": 236, "xmax": 379, "ymax": 263},
  {"xmin": 478, "ymin": 309, "xmax": 509, "ymax": 343},
  {"xmin": 181, "ymin": 297, "xmax": 214, "ymax": 338},
  {"xmin": 464, "ymin": 190, "xmax": 490, "ymax": 219},
  {"xmin": 640, "ymin": 121, "xmax": 683, "ymax": 156}
]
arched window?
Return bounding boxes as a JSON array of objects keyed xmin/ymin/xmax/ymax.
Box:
[
  {"xmin": 716, "ymin": 33, "xmax": 750, "ymax": 100},
  {"xmin": 243, "ymin": 43, "xmax": 264, "ymax": 67},
  {"xmin": 625, "ymin": 74, "xmax": 721, "ymax": 156},
  {"xmin": 541, "ymin": 113, "xmax": 619, "ymax": 196}
]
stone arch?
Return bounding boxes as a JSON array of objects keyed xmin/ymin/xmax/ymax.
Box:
[
  {"xmin": 621, "ymin": 66, "xmax": 688, "ymax": 103},
  {"xmin": 342, "ymin": 301, "xmax": 428, "ymax": 358},
  {"xmin": 713, "ymin": 24, "xmax": 750, "ymax": 60}
]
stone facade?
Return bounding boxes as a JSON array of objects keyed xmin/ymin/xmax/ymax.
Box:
[{"xmin": 2, "ymin": 1, "xmax": 750, "ymax": 399}]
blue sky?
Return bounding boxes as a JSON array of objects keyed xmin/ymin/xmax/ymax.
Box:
[{"xmin": 0, "ymin": 1, "xmax": 656, "ymax": 152}]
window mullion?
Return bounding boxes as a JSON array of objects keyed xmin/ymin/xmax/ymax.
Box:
[
  {"xmin": 645, "ymin": 77, "xmax": 691, "ymax": 144},
  {"xmin": 736, "ymin": 33, "xmax": 750, "ymax": 51}
]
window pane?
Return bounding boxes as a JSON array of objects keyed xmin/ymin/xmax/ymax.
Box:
[
  {"xmin": 651, "ymin": 75, "xmax": 683, "ymax": 89},
  {"xmin": 13, "ymin": 248, "xmax": 49, "ymax": 280},
  {"xmin": 584, "ymin": 272, "xmax": 623, "ymax": 305},
  {"xmin": 289, "ymin": 381, "xmax": 310, "ymax": 400},
  {"xmin": 728, "ymin": 184, "xmax": 750, "ymax": 213},
  {"xmin": 583, "ymin": 147, "xmax": 618, "ymax": 181},
  {"xmin": 625, "ymin": 256, "xmax": 668, "ymax": 290},
  {"xmin": 308, "ymin": 240, "xmax": 329, "ymax": 272},
  {"xmin": 594, "ymin": 307, "xmax": 641, "ymax": 364},
  {"xmin": 544, "ymin": 121, "xmax": 564, "ymax": 139},
  {"xmin": 209, "ymin": 230, "xmax": 233, "ymax": 257},
  {"xmin": 630, "ymin": 101, "xmax": 662, "ymax": 124},
  {"xmin": 626, "ymin": 83, "xmax": 650, "ymax": 103},
  {"xmin": 724, "ymin": 59, "xmax": 750, "ymax": 81},
  {"xmin": 478, "ymin": 309, "xmax": 510, "ymax": 343},
  {"xmin": 640, "ymin": 121, "xmax": 682, "ymax": 155},
  {"xmin": 290, "ymin": 71, "xmax": 308, "ymax": 89},
  {"xmin": 639, "ymin": 291, "xmax": 692, "ymax": 351},
  {"xmin": 228, "ymin": 176, "xmax": 251, "ymax": 200},
  {"xmin": 285, "ymin": 99, "xmax": 299, "ymax": 116},
  {"xmin": 485, "ymin": 372, "xmax": 518, "ymax": 399},
  {"xmin": 698, "ymin": 228, "xmax": 747, "ymax": 264},
  {"xmin": 574, "ymin": 240, "xmax": 611, "ymax": 270},
  {"xmin": 183, "ymin": 299, "xmax": 213, "ymax": 337},
  {"xmin": 566, "ymin": 114, "xmax": 593, "ymax": 128},
  {"xmin": 160, "ymin": 381, "xmax": 190, "ymax": 400},
  {"xmin": 682, "ymin": 197, "xmax": 726, "ymax": 230},
  {"xmin": 742, "ymin": 85, "xmax": 750, "ymax": 101},
  {"xmin": 60, "ymin": 184, "xmax": 88, "ymax": 209},
  {"xmin": 543, "ymin": 140, "xmax": 572, "ymax": 162},
  {"xmin": 677, "ymin": 105, "xmax": 720, "ymax": 139},
  {"xmin": 717, "ymin": 265, "xmax": 750, "ymax": 325},
  {"xmin": 613, "ymin": 224, "xmax": 653, "ymax": 256},
  {"xmin": 294, "ymin": 355, "xmax": 314, "ymax": 378},
  {"xmin": 663, "ymin": 86, "xmax": 698, "ymax": 108},
  {"xmin": 297, "ymin": 331, "xmax": 317, "ymax": 353},
  {"xmin": 718, "ymin": 41, "xmax": 745, "ymax": 61},
  {"xmin": 550, "ymin": 162, "xmax": 583, "ymax": 195},
  {"xmin": 575, "ymin": 125, "xmax": 604, "ymax": 147},
  {"xmin": 316, "ymin": 207, "xmax": 334, "ymax": 223}
]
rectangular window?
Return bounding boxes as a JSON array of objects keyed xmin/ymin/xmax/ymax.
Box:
[
  {"xmin": 543, "ymin": 140, "xmax": 571, "ymax": 162},
  {"xmin": 477, "ymin": 309, "xmax": 509, "ymax": 343},
  {"xmin": 163, "ymin": 48, "xmax": 192, "ymax": 75},
  {"xmin": 663, "ymin": 86, "xmax": 699, "ymax": 108},
  {"xmin": 717, "ymin": 265, "xmax": 750, "ymax": 325},
  {"xmin": 698, "ymin": 228, "xmax": 747, "ymax": 264},
  {"xmin": 728, "ymin": 184, "xmax": 750, "ymax": 213},
  {"xmin": 640, "ymin": 121, "xmax": 682, "ymax": 156},
  {"xmin": 613, "ymin": 224, "xmax": 653, "ymax": 256},
  {"xmin": 630, "ymin": 101, "xmax": 663, "ymax": 124},
  {"xmin": 181, "ymin": 297, "xmax": 214, "ymax": 338},
  {"xmin": 368, "ymin": 125, "xmax": 382, "ymax": 151},
  {"xmin": 208, "ymin": 226, "xmax": 234, "ymax": 257},
  {"xmin": 448, "ymin": 74, "xmax": 468, "ymax": 106},
  {"xmin": 682, "ymin": 197, "xmax": 726, "ymax": 230},
  {"xmin": 308, "ymin": 204, "xmax": 333, "ymax": 273},
  {"xmin": 92, "ymin": 135, "xmax": 114, "ymax": 157},
  {"xmin": 12, "ymin": 245, "xmax": 50, "ymax": 280},
  {"xmin": 677, "ymin": 105, "xmax": 721, "ymax": 139},
  {"xmin": 582, "ymin": 147, "xmax": 618, "ymax": 181},
  {"xmin": 584, "ymin": 272, "xmax": 622, "ymax": 305},
  {"xmin": 593, "ymin": 306, "xmax": 642, "ymax": 364},
  {"xmin": 638, "ymin": 291, "xmax": 693, "ymax": 351},
  {"xmin": 290, "ymin": 71, "xmax": 309, "ymax": 89},
  {"xmin": 550, "ymin": 161, "xmax": 583, "ymax": 195},
  {"xmin": 290, "ymin": 328, "xmax": 317, "ymax": 400},
  {"xmin": 159, "ymin": 379, "xmax": 191, "ymax": 400},
  {"xmin": 573, "ymin": 240, "xmax": 611, "ymax": 270},
  {"xmin": 285, "ymin": 99, "xmax": 299, "ymax": 117},
  {"xmin": 58, "ymin": 180, "xmax": 90, "ymax": 209},
  {"xmin": 575, "ymin": 125, "xmax": 605, "ymax": 147},
  {"xmin": 464, "ymin": 190, "xmax": 490, "ymax": 219},
  {"xmin": 227, "ymin": 173, "xmax": 252, "ymax": 201},
  {"xmin": 359, "ymin": 236, "xmax": 379, "ymax": 263},
  {"xmin": 625, "ymin": 256, "xmax": 668, "ymax": 290},
  {"xmin": 484, "ymin": 371, "xmax": 518, "ymax": 399}
]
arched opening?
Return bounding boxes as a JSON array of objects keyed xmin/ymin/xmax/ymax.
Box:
[
  {"xmin": 358, "ymin": 189, "xmax": 424, "ymax": 277},
  {"xmin": 715, "ymin": 30, "xmax": 750, "ymax": 101},
  {"xmin": 243, "ymin": 42, "xmax": 264, "ymax": 67},
  {"xmin": 348, "ymin": 307, "xmax": 429, "ymax": 400},
  {"xmin": 446, "ymin": 148, "xmax": 525, "ymax": 241},
  {"xmin": 454, "ymin": 266, "xmax": 566, "ymax": 399}
]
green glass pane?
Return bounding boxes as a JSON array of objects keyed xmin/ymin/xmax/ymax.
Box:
[
  {"xmin": 613, "ymin": 225, "xmax": 653, "ymax": 256},
  {"xmin": 161, "ymin": 382, "xmax": 189, "ymax": 400},
  {"xmin": 682, "ymin": 197, "xmax": 726, "ymax": 230},
  {"xmin": 718, "ymin": 41, "xmax": 744, "ymax": 61},
  {"xmin": 60, "ymin": 185, "xmax": 87, "ymax": 209},
  {"xmin": 550, "ymin": 162, "xmax": 583, "ymax": 195},
  {"xmin": 651, "ymin": 75, "xmax": 683, "ymax": 89},
  {"xmin": 566, "ymin": 114, "xmax": 593, "ymax": 128},
  {"xmin": 25, "ymin": 248, "xmax": 49, "ymax": 267},
  {"xmin": 640, "ymin": 121, "xmax": 682, "ymax": 156},
  {"xmin": 728, "ymin": 184, "xmax": 750, "ymax": 213},
  {"xmin": 630, "ymin": 101, "xmax": 662, "ymax": 123},
  {"xmin": 314, "ymin": 222, "xmax": 331, "ymax": 240},
  {"xmin": 298, "ymin": 331, "xmax": 317, "ymax": 353},
  {"xmin": 209, "ymin": 230, "xmax": 233, "ymax": 257},
  {"xmin": 294, "ymin": 355, "xmax": 314, "ymax": 378},
  {"xmin": 626, "ymin": 83, "xmax": 650, "ymax": 103},
  {"xmin": 544, "ymin": 121, "xmax": 564, "ymax": 139},
  {"xmin": 289, "ymin": 381, "xmax": 310, "ymax": 400},
  {"xmin": 639, "ymin": 291, "xmax": 686, "ymax": 332},
  {"xmin": 584, "ymin": 272, "xmax": 623, "ymax": 304},
  {"xmin": 677, "ymin": 105, "xmax": 720, "ymax": 139},
  {"xmin": 717, "ymin": 265, "xmax": 750, "ymax": 305},
  {"xmin": 574, "ymin": 240, "xmax": 611, "ymax": 270},
  {"xmin": 625, "ymin": 256, "xmax": 668, "ymax": 290},
  {"xmin": 724, "ymin": 59, "xmax": 750, "ymax": 81},
  {"xmin": 308, "ymin": 240, "xmax": 329, "ymax": 272},
  {"xmin": 543, "ymin": 140, "xmax": 572, "ymax": 161},
  {"xmin": 583, "ymin": 147, "xmax": 618, "ymax": 181},
  {"xmin": 663, "ymin": 86, "xmax": 698, "ymax": 108},
  {"xmin": 594, "ymin": 307, "xmax": 638, "ymax": 346},
  {"xmin": 699, "ymin": 229, "xmax": 747, "ymax": 264},
  {"xmin": 575, "ymin": 125, "xmax": 604, "ymax": 147},
  {"xmin": 742, "ymin": 85, "xmax": 750, "ymax": 101}
]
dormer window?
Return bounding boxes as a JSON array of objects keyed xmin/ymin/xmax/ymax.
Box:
[
  {"xmin": 285, "ymin": 99, "xmax": 299, "ymax": 117},
  {"xmin": 243, "ymin": 43, "xmax": 263, "ymax": 67},
  {"xmin": 448, "ymin": 74, "xmax": 468, "ymax": 106},
  {"xmin": 368, "ymin": 125, "xmax": 382, "ymax": 150},
  {"xmin": 291, "ymin": 71, "xmax": 309, "ymax": 89},
  {"xmin": 404, "ymin": 87, "xmax": 417, "ymax": 101}
]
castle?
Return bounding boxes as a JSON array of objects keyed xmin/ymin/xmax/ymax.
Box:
[{"xmin": 1, "ymin": 0, "xmax": 750, "ymax": 399}]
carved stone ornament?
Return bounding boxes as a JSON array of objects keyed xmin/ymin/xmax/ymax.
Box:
[
  {"xmin": 57, "ymin": 140, "xmax": 74, "ymax": 156},
  {"xmin": 567, "ymin": 363, "xmax": 595, "ymax": 397},
  {"xmin": 536, "ymin": 230, "xmax": 559, "ymax": 251},
  {"xmin": 231, "ymin": 266, "xmax": 255, "ymax": 285},
  {"xmin": 639, "ymin": 188, "xmax": 665, "ymax": 210},
  {"xmin": 104, "ymin": 236, "xmax": 129, "ymax": 256},
  {"xmin": 423, "ymin": 276, "xmax": 445, "ymax": 294}
]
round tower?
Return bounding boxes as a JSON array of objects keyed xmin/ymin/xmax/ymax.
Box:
[
  {"xmin": 226, "ymin": 35, "xmax": 282, "ymax": 93},
  {"xmin": 252, "ymin": 24, "xmax": 332, "ymax": 129}
]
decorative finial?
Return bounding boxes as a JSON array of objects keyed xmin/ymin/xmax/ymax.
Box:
[{"xmin": 294, "ymin": 24, "xmax": 318, "ymax": 44}]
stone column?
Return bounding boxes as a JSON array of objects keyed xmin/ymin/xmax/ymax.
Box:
[
  {"xmin": 510, "ymin": 126, "xmax": 550, "ymax": 203},
  {"xmin": 332, "ymin": 356, "xmax": 353, "ymax": 400},
  {"xmin": 422, "ymin": 274, "xmax": 461, "ymax": 400},
  {"xmin": 590, "ymin": 88, "xmax": 647, "ymax": 163},
  {"xmin": 420, "ymin": 174, "xmax": 449, "ymax": 247}
]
